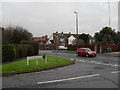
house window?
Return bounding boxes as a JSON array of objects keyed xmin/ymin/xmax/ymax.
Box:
[{"xmin": 60, "ymin": 38, "xmax": 64, "ymax": 42}]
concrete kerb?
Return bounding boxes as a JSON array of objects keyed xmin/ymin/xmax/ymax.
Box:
[{"xmin": 104, "ymin": 52, "xmax": 120, "ymax": 57}]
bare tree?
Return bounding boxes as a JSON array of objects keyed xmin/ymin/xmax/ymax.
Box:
[{"xmin": 2, "ymin": 26, "xmax": 33, "ymax": 44}]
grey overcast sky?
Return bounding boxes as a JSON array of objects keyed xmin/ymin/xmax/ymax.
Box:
[{"xmin": 1, "ymin": 0, "xmax": 119, "ymax": 37}]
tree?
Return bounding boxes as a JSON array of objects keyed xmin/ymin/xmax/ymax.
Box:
[
  {"xmin": 2, "ymin": 26, "xmax": 33, "ymax": 44},
  {"xmin": 94, "ymin": 27, "xmax": 117, "ymax": 44},
  {"xmin": 115, "ymin": 31, "xmax": 120, "ymax": 44}
]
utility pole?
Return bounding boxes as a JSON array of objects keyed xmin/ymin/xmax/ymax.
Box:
[
  {"xmin": 74, "ymin": 12, "xmax": 79, "ymax": 49},
  {"xmin": 108, "ymin": 0, "xmax": 111, "ymax": 27}
]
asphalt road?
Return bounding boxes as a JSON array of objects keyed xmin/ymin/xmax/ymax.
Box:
[{"xmin": 2, "ymin": 50, "xmax": 120, "ymax": 88}]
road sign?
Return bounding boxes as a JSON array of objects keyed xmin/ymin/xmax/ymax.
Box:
[{"xmin": 27, "ymin": 56, "xmax": 42, "ymax": 66}]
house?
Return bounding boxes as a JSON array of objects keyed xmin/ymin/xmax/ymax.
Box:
[
  {"xmin": 46, "ymin": 32, "xmax": 95, "ymax": 46},
  {"xmin": 68, "ymin": 35, "xmax": 76, "ymax": 45},
  {"xmin": 33, "ymin": 35, "xmax": 48, "ymax": 45},
  {"xmin": 46, "ymin": 32, "xmax": 84, "ymax": 46},
  {"xmin": 78, "ymin": 33, "xmax": 95, "ymax": 45}
]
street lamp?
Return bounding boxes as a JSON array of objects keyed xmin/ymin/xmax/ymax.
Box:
[
  {"xmin": 74, "ymin": 11, "xmax": 79, "ymax": 49},
  {"xmin": 74, "ymin": 12, "xmax": 78, "ymax": 35}
]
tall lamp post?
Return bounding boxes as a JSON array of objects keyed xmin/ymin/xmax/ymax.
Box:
[{"xmin": 74, "ymin": 12, "xmax": 79, "ymax": 49}]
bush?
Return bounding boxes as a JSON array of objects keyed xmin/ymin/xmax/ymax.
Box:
[
  {"xmin": 16, "ymin": 44, "xmax": 35, "ymax": 58},
  {"xmin": 27, "ymin": 45, "xmax": 34, "ymax": 56},
  {"xmin": 19, "ymin": 45, "xmax": 28, "ymax": 57},
  {"xmin": 2, "ymin": 44, "xmax": 16, "ymax": 62},
  {"xmin": 2, "ymin": 44, "xmax": 35, "ymax": 63},
  {"xmin": 21, "ymin": 41, "xmax": 39, "ymax": 55}
]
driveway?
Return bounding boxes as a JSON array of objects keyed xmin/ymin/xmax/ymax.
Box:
[{"xmin": 2, "ymin": 50, "xmax": 119, "ymax": 88}]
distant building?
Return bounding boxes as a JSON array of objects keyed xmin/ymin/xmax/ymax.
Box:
[
  {"xmin": 33, "ymin": 35, "xmax": 48, "ymax": 45},
  {"xmin": 47, "ymin": 32, "xmax": 94, "ymax": 46}
]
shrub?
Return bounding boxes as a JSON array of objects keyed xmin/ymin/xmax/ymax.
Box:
[
  {"xmin": 2, "ymin": 44, "xmax": 16, "ymax": 62},
  {"xmin": 21, "ymin": 41, "xmax": 39, "ymax": 55},
  {"xmin": 27, "ymin": 45, "xmax": 34, "ymax": 56},
  {"xmin": 19, "ymin": 45, "xmax": 28, "ymax": 57},
  {"xmin": 2, "ymin": 44, "xmax": 35, "ymax": 63},
  {"xmin": 16, "ymin": 44, "xmax": 35, "ymax": 58}
]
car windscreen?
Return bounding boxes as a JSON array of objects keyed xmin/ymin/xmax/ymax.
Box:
[{"xmin": 85, "ymin": 49, "xmax": 91, "ymax": 51}]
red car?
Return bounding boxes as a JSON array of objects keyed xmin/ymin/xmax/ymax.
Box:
[{"xmin": 76, "ymin": 48, "xmax": 96, "ymax": 57}]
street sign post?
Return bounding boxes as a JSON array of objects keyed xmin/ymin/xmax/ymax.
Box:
[
  {"xmin": 43, "ymin": 54, "xmax": 47, "ymax": 64},
  {"xmin": 27, "ymin": 56, "xmax": 43, "ymax": 66}
]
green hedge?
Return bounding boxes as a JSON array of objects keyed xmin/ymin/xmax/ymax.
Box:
[
  {"xmin": 2, "ymin": 44, "xmax": 35, "ymax": 63},
  {"xmin": 2, "ymin": 44, "xmax": 16, "ymax": 62},
  {"xmin": 16, "ymin": 44, "xmax": 34, "ymax": 58},
  {"xmin": 27, "ymin": 45, "xmax": 34, "ymax": 56},
  {"xmin": 21, "ymin": 41, "xmax": 39, "ymax": 55}
]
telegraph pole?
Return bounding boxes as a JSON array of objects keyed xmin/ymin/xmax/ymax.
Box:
[{"xmin": 108, "ymin": 0, "xmax": 111, "ymax": 27}]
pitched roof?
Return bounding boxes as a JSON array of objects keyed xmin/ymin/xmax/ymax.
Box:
[
  {"xmin": 33, "ymin": 36, "xmax": 47, "ymax": 41},
  {"xmin": 53, "ymin": 32, "xmax": 80, "ymax": 39}
]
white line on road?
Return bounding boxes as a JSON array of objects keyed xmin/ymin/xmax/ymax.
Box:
[
  {"xmin": 111, "ymin": 71, "xmax": 120, "ymax": 73},
  {"xmin": 77, "ymin": 59, "xmax": 119, "ymax": 67},
  {"xmin": 37, "ymin": 74, "xmax": 100, "ymax": 84}
]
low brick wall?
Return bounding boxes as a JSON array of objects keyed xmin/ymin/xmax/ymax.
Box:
[{"xmin": 102, "ymin": 44, "xmax": 120, "ymax": 53}]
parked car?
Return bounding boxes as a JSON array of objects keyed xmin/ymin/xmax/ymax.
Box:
[
  {"xmin": 76, "ymin": 48, "xmax": 96, "ymax": 57},
  {"xmin": 58, "ymin": 46, "xmax": 68, "ymax": 50}
]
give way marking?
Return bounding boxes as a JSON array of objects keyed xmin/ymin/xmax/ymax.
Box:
[
  {"xmin": 37, "ymin": 71, "xmax": 120, "ymax": 85},
  {"xmin": 37, "ymin": 71, "xmax": 120, "ymax": 84},
  {"xmin": 37, "ymin": 74, "xmax": 100, "ymax": 84}
]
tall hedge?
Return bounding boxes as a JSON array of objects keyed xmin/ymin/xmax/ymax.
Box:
[
  {"xmin": 27, "ymin": 45, "xmax": 34, "ymax": 56},
  {"xmin": 2, "ymin": 44, "xmax": 16, "ymax": 62},
  {"xmin": 21, "ymin": 41, "xmax": 39, "ymax": 55},
  {"xmin": 16, "ymin": 44, "xmax": 34, "ymax": 58},
  {"xmin": 2, "ymin": 44, "xmax": 35, "ymax": 63}
]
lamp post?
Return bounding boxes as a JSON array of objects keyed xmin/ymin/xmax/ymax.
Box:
[{"xmin": 74, "ymin": 12, "xmax": 79, "ymax": 49}]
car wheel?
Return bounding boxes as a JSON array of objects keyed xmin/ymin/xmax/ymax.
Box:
[
  {"xmin": 77, "ymin": 53, "xmax": 80, "ymax": 56},
  {"xmin": 86, "ymin": 53, "xmax": 89, "ymax": 57}
]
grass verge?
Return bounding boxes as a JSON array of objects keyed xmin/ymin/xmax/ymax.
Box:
[
  {"xmin": 66, "ymin": 51, "xmax": 76, "ymax": 53},
  {"xmin": 0, "ymin": 56, "xmax": 74, "ymax": 76}
]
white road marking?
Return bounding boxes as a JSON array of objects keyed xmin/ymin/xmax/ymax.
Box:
[
  {"xmin": 37, "ymin": 74, "xmax": 100, "ymax": 84},
  {"xmin": 77, "ymin": 59, "xmax": 119, "ymax": 67},
  {"xmin": 111, "ymin": 71, "xmax": 120, "ymax": 73}
]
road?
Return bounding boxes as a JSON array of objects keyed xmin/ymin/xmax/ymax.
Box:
[{"xmin": 2, "ymin": 50, "xmax": 120, "ymax": 88}]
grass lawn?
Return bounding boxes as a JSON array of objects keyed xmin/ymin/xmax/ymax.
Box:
[
  {"xmin": 118, "ymin": 53, "xmax": 120, "ymax": 56},
  {"xmin": 0, "ymin": 56, "xmax": 73, "ymax": 75},
  {"xmin": 111, "ymin": 52, "xmax": 120, "ymax": 56},
  {"xmin": 66, "ymin": 51, "xmax": 76, "ymax": 53}
]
